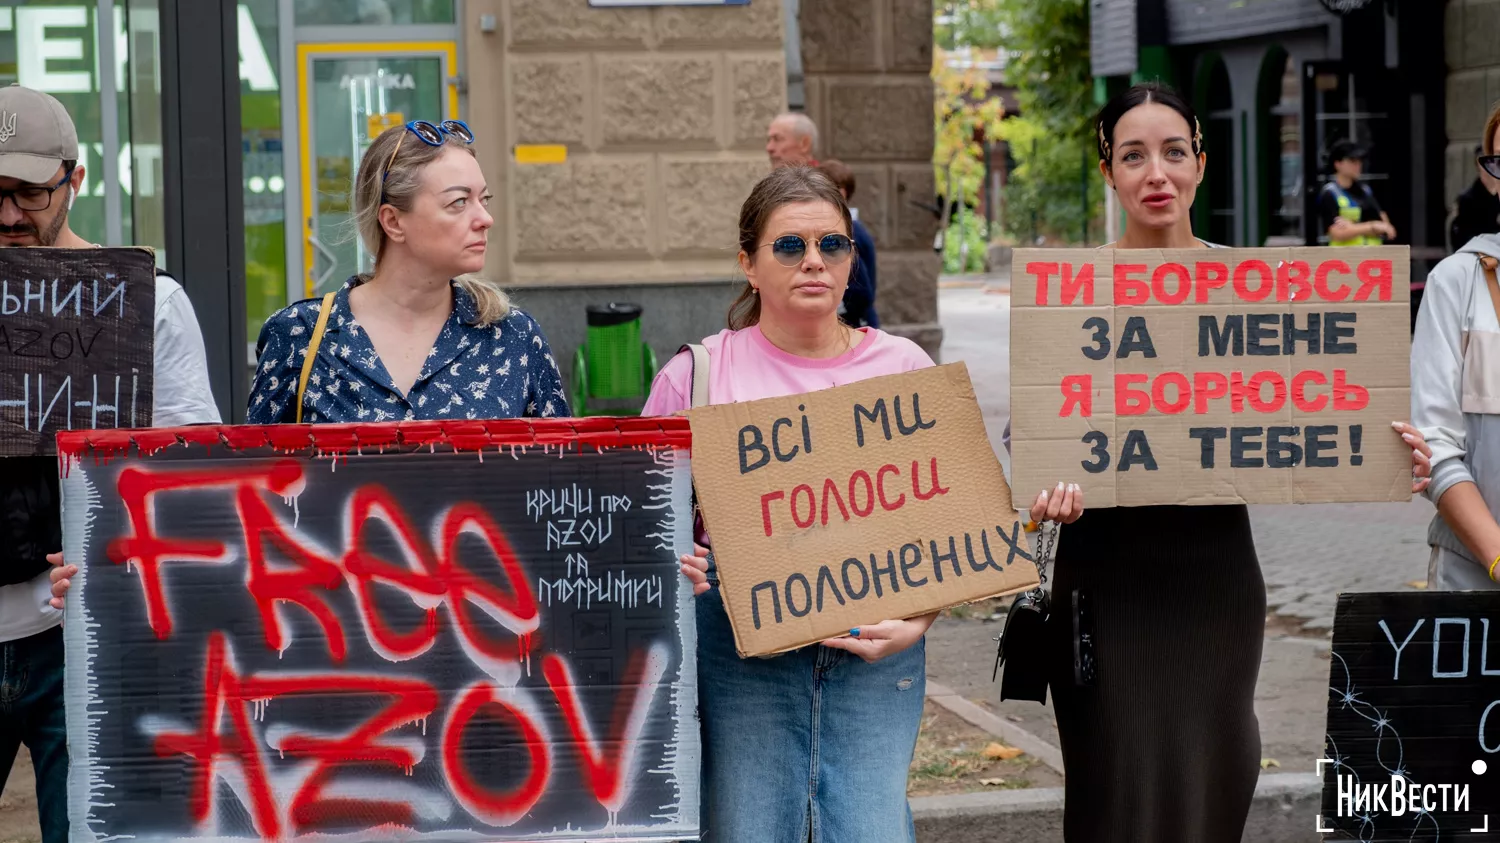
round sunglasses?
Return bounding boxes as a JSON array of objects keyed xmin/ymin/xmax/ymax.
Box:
[
  {"xmin": 758, "ymin": 233, "xmax": 854, "ymax": 267},
  {"xmin": 384, "ymin": 119, "xmax": 476, "ymax": 183},
  {"xmin": 1481, "ymin": 154, "xmax": 1500, "ymax": 181}
]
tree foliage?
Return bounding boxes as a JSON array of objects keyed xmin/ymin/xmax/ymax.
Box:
[
  {"xmin": 933, "ymin": 49, "xmax": 1005, "ymax": 212},
  {"xmin": 994, "ymin": 0, "xmax": 1103, "ymax": 244},
  {"xmin": 935, "ymin": 0, "xmax": 1103, "ymax": 246}
]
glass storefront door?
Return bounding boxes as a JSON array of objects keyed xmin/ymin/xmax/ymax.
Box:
[{"xmin": 296, "ymin": 43, "xmax": 455, "ymax": 297}]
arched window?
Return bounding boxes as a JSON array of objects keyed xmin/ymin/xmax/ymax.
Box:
[
  {"xmin": 1194, "ymin": 54, "xmax": 1237, "ymax": 246},
  {"xmin": 1258, "ymin": 48, "xmax": 1301, "ymax": 242}
]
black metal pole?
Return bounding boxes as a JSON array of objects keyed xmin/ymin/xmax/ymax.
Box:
[
  {"xmin": 160, "ymin": 0, "xmax": 247, "ymax": 422},
  {"xmin": 984, "ymin": 140, "xmax": 995, "ymax": 233}
]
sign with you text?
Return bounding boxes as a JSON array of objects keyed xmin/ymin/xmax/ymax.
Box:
[
  {"xmin": 0, "ymin": 247, "xmax": 155, "ymax": 456},
  {"xmin": 59, "ymin": 420, "xmax": 699, "ymax": 843},
  {"xmin": 1320, "ymin": 592, "xmax": 1500, "ymax": 841},
  {"xmin": 686, "ymin": 363, "xmax": 1036, "ymax": 657},
  {"xmin": 1009, "ymin": 246, "xmax": 1411, "ymax": 507}
]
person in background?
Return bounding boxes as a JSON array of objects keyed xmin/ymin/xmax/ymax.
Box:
[
  {"xmin": 1318, "ymin": 139, "xmax": 1396, "ymax": 247},
  {"xmin": 1451, "ymin": 141, "xmax": 1500, "ymax": 253},
  {"xmin": 244, "ymin": 119, "xmax": 567, "ymax": 425},
  {"xmin": 1413, "ymin": 101, "xmax": 1500, "ymax": 591},
  {"xmin": 1009, "ymin": 82, "xmax": 1430, "ymax": 843},
  {"xmin": 766, "ymin": 112, "xmax": 819, "ymax": 168},
  {"xmin": 0, "ymin": 82, "xmax": 220, "ymax": 843},
  {"xmin": 648, "ymin": 166, "xmax": 930, "ymax": 842},
  {"xmin": 816, "ymin": 159, "xmax": 879, "ymax": 328}
]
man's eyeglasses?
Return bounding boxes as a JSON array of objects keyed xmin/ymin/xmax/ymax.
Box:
[
  {"xmin": 0, "ymin": 167, "xmax": 74, "ymax": 212},
  {"xmin": 383, "ymin": 120, "xmax": 475, "ymax": 183},
  {"xmin": 758, "ymin": 233, "xmax": 855, "ymax": 267},
  {"xmin": 1480, "ymin": 155, "xmax": 1500, "ymax": 181}
]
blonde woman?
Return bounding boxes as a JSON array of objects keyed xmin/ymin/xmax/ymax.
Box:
[{"xmin": 246, "ymin": 119, "xmax": 567, "ymax": 424}]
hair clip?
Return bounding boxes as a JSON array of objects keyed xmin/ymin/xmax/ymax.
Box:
[
  {"xmin": 1098, "ymin": 122, "xmax": 1111, "ymax": 161},
  {"xmin": 1193, "ymin": 117, "xmax": 1203, "ymax": 153}
]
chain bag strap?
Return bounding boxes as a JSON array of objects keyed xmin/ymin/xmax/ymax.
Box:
[{"xmin": 992, "ymin": 521, "xmax": 1057, "ymax": 704}]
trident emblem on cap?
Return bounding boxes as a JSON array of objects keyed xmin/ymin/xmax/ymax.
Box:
[{"xmin": 0, "ymin": 112, "xmax": 16, "ymax": 144}]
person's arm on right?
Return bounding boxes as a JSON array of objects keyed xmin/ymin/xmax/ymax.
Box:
[{"xmin": 1412, "ymin": 261, "xmax": 1500, "ymax": 578}]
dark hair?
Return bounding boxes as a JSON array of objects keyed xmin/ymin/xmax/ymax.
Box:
[
  {"xmin": 728, "ymin": 166, "xmax": 853, "ymax": 331},
  {"xmin": 1095, "ymin": 82, "xmax": 1203, "ymax": 167},
  {"xmin": 1329, "ymin": 139, "xmax": 1365, "ymax": 163},
  {"xmin": 816, "ymin": 159, "xmax": 856, "ymax": 200}
]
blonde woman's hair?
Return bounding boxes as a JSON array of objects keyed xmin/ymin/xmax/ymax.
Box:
[
  {"xmin": 1485, "ymin": 102, "xmax": 1500, "ymax": 156},
  {"xmin": 352, "ymin": 125, "xmax": 512, "ymax": 326}
]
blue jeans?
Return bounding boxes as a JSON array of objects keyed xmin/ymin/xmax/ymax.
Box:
[
  {"xmin": 0, "ymin": 624, "xmax": 69, "ymax": 843},
  {"xmin": 697, "ymin": 559, "xmax": 924, "ymax": 843}
]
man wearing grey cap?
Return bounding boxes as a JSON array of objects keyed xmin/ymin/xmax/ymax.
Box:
[{"xmin": 0, "ymin": 84, "xmax": 219, "ymax": 843}]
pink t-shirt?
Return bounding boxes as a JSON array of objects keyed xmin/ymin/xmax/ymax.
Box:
[{"xmin": 642, "ymin": 325, "xmax": 935, "ymax": 416}]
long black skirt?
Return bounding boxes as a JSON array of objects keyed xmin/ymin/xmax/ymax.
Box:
[{"xmin": 1046, "ymin": 504, "xmax": 1266, "ymax": 843}]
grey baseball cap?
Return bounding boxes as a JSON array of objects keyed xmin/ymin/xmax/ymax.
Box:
[{"xmin": 0, "ymin": 84, "xmax": 78, "ymax": 184}]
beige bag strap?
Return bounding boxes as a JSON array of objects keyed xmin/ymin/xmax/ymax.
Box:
[
  {"xmin": 1481, "ymin": 255, "xmax": 1500, "ymax": 329},
  {"xmin": 295, "ymin": 292, "xmax": 336, "ymax": 423},
  {"xmin": 682, "ymin": 343, "xmax": 710, "ymax": 408}
]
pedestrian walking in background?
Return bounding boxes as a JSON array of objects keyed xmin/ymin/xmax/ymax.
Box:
[
  {"xmin": 1319, "ymin": 139, "xmax": 1396, "ymax": 247},
  {"xmin": 644, "ymin": 166, "xmax": 932, "ymax": 843},
  {"xmin": 1413, "ymin": 103, "xmax": 1500, "ymax": 591},
  {"xmin": 816, "ymin": 159, "xmax": 880, "ymax": 328},
  {"xmin": 766, "ymin": 111, "xmax": 819, "ymax": 168},
  {"xmin": 1006, "ymin": 82, "xmax": 1431, "ymax": 843}
]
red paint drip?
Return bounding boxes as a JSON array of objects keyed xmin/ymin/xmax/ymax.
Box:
[{"xmin": 55, "ymin": 418, "xmax": 693, "ymax": 465}]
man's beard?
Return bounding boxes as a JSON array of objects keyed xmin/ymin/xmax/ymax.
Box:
[{"xmin": 0, "ymin": 194, "xmax": 69, "ymax": 246}]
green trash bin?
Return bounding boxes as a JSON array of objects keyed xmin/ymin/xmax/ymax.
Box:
[{"xmin": 571, "ymin": 303, "xmax": 658, "ymax": 416}]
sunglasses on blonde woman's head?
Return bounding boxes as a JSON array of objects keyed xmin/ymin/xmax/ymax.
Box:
[
  {"xmin": 1481, "ymin": 155, "xmax": 1500, "ymax": 181},
  {"xmin": 383, "ymin": 119, "xmax": 476, "ymax": 184},
  {"xmin": 758, "ymin": 233, "xmax": 854, "ymax": 267}
]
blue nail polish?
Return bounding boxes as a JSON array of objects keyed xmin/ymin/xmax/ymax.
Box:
[{"xmin": 850, "ymin": 627, "xmax": 860, "ymax": 637}]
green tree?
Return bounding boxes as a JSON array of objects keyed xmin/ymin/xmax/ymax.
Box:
[
  {"xmin": 933, "ymin": 51, "xmax": 1005, "ymax": 214},
  {"xmin": 935, "ymin": 0, "xmax": 1006, "ymax": 50},
  {"xmin": 994, "ymin": 0, "xmax": 1102, "ymax": 244}
]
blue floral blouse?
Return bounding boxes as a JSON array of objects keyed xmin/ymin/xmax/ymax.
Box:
[{"xmin": 248, "ymin": 277, "xmax": 569, "ymax": 424}]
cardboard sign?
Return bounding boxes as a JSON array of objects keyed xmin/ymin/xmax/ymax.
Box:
[
  {"xmin": 0, "ymin": 247, "xmax": 155, "ymax": 456},
  {"xmin": 58, "ymin": 419, "xmax": 700, "ymax": 843},
  {"xmin": 1320, "ymin": 592, "xmax": 1500, "ymax": 839},
  {"xmin": 1010, "ymin": 246, "xmax": 1411, "ymax": 508},
  {"xmin": 686, "ymin": 363, "xmax": 1036, "ymax": 657}
]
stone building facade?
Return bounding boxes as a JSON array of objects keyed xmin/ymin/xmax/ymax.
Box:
[
  {"xmin": 800, "ymin": 0, "xmax": 942, "ymax": 354},
  {"xmin": 1446, "ymin": 0, "xmax": 1500, "ymax": 210},
  {"xmin": 464, "ymin": 0, "xmax": 941, "ymax": 377}
]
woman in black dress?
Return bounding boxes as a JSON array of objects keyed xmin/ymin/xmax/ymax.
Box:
[{"xmin": 1014, "ymin": 82, "xmax": 1433, "ymax": 843}]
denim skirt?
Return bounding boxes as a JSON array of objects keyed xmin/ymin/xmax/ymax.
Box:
[{"xmin": 696, "ymin": 558, "xmax": 925, "ymax": 843}]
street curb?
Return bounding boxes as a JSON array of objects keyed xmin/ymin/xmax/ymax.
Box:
[
  {"xmin": 911, "ymin": 772, "xmax": 1323, "ymax": 842},
  {"xmin": 924, "ymin": 681, "xmax": 1066, "ymax": 774}
]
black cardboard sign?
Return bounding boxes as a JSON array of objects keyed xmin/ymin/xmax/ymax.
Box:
[
  {"xmin": 58, "ymin": 420, "xmax": 700, "ymax": 843},
  {"xmin": 1321, "ymin": 592, "xmax": 1500, "ymax": 839},
  {"xmin": 0, "ymin": 247, "xmax": 155, "ymax": 456}
]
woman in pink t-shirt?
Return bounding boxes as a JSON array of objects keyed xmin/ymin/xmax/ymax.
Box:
[{"xmin": 644, "ymin": 167, "xmax": 1002, "ymax": 843}]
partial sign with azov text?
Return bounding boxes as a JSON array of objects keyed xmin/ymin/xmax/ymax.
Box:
[
  {"xmin": 59, "ymin": 419, "xmax": 699, "ymax": 843},
  {"xmin": 0, "ymin": 247, "xmax": 154, "ymax": 455}
]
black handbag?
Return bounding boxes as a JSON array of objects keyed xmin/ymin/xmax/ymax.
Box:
[{"xmin": 992, "ymin": 521, "xmax": 1057, "ymax": 704}]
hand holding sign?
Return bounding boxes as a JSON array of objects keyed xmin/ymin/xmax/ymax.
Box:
[{"xmin": 1030, "ymin": 481, "xmax": 1085, "ymax": 525}]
